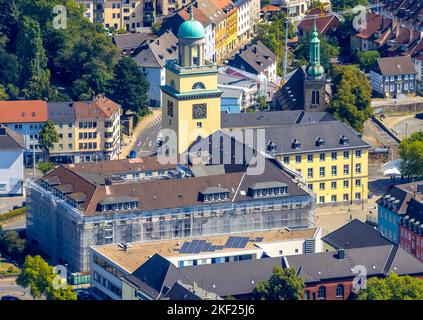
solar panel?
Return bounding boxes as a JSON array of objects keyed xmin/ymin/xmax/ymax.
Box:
[
  {"xmin": 255, "ymin": 237, "xmax": 264, "ymax": 242},
  {"xmin": 180, "ymin": 242, "xmax": 190, "ymax": 253}
]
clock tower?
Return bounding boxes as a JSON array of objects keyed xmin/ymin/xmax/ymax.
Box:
[{"xmin": 161, "ymin": 7, "xmax": 222, "ymax": 154}]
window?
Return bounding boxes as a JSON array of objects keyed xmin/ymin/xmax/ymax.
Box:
[
  {"xmin": 319, "ymin": 182, "xmax": 325, "ymax": 190},
  {"xmin": 307, "ymin": 154, "xmax": 313, "ymax": 162},
  {"xmin": 331, "ymin": 166, "xmax": 337, "ymax": 176},
  {"xmin": 355, "ymin": 164, "xmax": 361, "ymax": 174},
  {"xmin": 318, "ymin": 286, "xmax": 326, "ymax": 300},
  {"xmin": 343, "ymin": 194, "xmax": 349, "ymax": 201},
  {"xmin": 331, "ymin": 152, "xmax": 337, "ymax": 160},
  {"xmin": 343, "ymin": 165, "xmax": 349, "ymax": 175},
  {"xmin": 355, "ymin": 179, "xmax": 361, "ymax": 187},
  {"xmin": 336, "ymin": 285, "xmax": 344, "ymax": 298},
  {"xmin": 296, "ymin": 155, "xmax": 302, "ymax": 164},
  {"xmin": 319, "ymin": 196, "xmax": 325, "ymax": 203},
  {"xmin": 343, "ymin": 180, "xmax": 349, "ymax": 188},
  {"xmin": 192, "ymin": 82, "xmax": 206, "ymax": 90},
  {"xmin": 331, "ymin": 195, "xmax": 337, "ymax": 202},
  {"xmin": 319, "ymin": 153, "xmax": 325, "ymax": 161},
  {"xmin": 307, "ymin": 168, "xmax": 313, "ymax": 178},
  {"xmin": 319, "ymin": 167, "xmax": 325, "ymax": 177},
  {"xmin": 307, "ymin": 184, "xmax": 313, "ymax": 190},
  {"xmin": 312, "ymin": 90, "xmax": 320, "ymax": 105},
  {"xmin": 283, "ymin": 156, "xmax": 289, "ymax": 164},
  {"xmin": 167, "ymin": 100, "xmax": 174, "ymax": 117},
  {"xmin": 331, "ymin": 181, "xmax": 337, "ymax": 189},
  {"xmin": 343, "ymin": 151, "xmax": 349, "ymax": 159},
  {"xmin": 355, "ymin": 150, "xmax": 362, "ymax": 158},
  {"xmin": 304, "ymin": 291, "xmax": 310, "ymax": 300},
  {"xmin": 197, "ymin": 122, "xmax": 202, "ymax": 128},
  {"xmin": 355, "ymin": 192, "xmax": 361, "ymax": 200}
]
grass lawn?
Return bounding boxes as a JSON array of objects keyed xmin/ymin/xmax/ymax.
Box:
[{"xmin": 0, "ymin": 257, "xmax": 19, "ymax": 274}]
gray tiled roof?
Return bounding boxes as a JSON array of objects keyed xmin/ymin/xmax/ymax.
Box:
[
  {"xmin": 322, "ymin": 219, "xmax": 394, "ymax": 249},
  {"xmin": 113, "ymin": 33, "xmax": 149, "ymax": 51},
  {"xmin": 233, "ymin": 41, "xmax": 276, "ymax": 74},
  {"xmin": 375, "ymin": 56, "xmax": 417, "ymax": 76},
  {"xmin": 47, "ymin": 102, "xmax": 76, "ymax": 124},
  {"xmin": 133, "ymin": 31, "xmax": 178, "ymax": 68},
  {"xmin": 0, "ymin": 125, "xmax": 25, "ymax": 150}
]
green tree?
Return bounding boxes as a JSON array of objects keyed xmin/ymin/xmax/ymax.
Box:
[
  {"xmin": 109, "ymin": 57, "xmax": 149, "ymax": 113},
  {"xmin": 399, "ymin": 132, "xmax": 423, "ymax": 177},
  {"xmin": 327, "ymin": 65, "xmax": 372, "ymax": 132},
  {"xmin": 358, "ymin": 273, "xmax": 423, "ymax": 300},
  {"xmin": 253, "ymin": 266, "xmax": 304, "ymax": 300},
  {"xmin": 332, "ymin": 0, "xmax": 368, "ymax": 11},
  {"xmin": 16, "ymin": 255, "xmax": 76, "ymax": 300},
  {"xmin": 38, "ymin": 120, "xmax": 59, "ymax": 153},
  {"xmin": 0, "ymin": 85, "xmax": 9, "ymax": 100},
  {"xmin": 354, "ymin": 50, "xmax": 380, "ymax": 73},
  {"xmin": 0, "ymin": 48, "xmax": 20, "ymax": 87},
  {"xmin": 0, "ymin": 228, "xmax": 26, "ymax": 258},
  {"xmin": 257, "ymin": 96, "xmax": 267, "ymax": 110}
]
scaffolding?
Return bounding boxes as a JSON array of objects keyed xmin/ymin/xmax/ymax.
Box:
[{"xmin": 26, "ymin": 180, "xmax": 315, "ymax": 272}]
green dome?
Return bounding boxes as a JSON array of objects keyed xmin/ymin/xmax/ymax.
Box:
[
  {"xmin": 177, "ymin": 19, "xmax": 205, "ymax": 39},
  {"xmin": 306, "ymin": 65, "xmax": 325, "ymax": 78}
]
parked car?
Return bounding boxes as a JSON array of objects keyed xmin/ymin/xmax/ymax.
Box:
[
  {"xmin": 75, "ymin": 289, "xmax": 93, "ymax": 300},
  {"xmin": 1, "ymin": 295, "xmax": 20, "ymax": 300},
  {"xmin": 127, "ymin": 150, "xmax": 137, "ymax": 159}
]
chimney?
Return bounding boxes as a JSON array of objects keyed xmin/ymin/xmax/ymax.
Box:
[{"xmin": 337, "ymin": 248, "xmax": 345, "ymax": 259}]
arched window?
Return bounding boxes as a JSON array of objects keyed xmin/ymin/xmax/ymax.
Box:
[
  {"xmin": 336, "ymin": 284, "xmax": 344, "ymax": 298},
  {"xmin": 170, "ymin": 80, "xmax": 176, "ymax": 88},
  {"xmin": 317, "ymin": 286, "xmax": 326, "ymax": 300},
  {"xmin": 192, "ymin": 82, "xmax": 206, "ymax": 90},
  {"xmin": 312, "ymin": 90, "xmax": 320, "ymax": 105}
]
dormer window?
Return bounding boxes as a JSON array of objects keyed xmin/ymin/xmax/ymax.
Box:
[
  {"xmin": 292, "ymin": 139, "xmax": 301, "ymax": 149},
  {"xmin": 267, "ymin": 141, "xmax": 277, "ymax": 153},
  {"xmin": 339, "ymin": 135, "xmax": 349, "ymax": 145},
  {"xmin": 249, "ymin": 182, "xmax": 288, "ymax": 198},
  {"xmin": 315, "ymin": 137, "xmax": 325, "ymax": 147},
  {"xmin": 200, "ymin": 187, "xmax": 230, "ymax": 202}
]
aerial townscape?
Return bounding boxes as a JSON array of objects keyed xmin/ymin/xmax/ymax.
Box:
[{"xmin": 1, "ymin": 0, "xmax": 423, "ymax": 307}]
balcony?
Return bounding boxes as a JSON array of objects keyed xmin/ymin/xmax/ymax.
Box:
[{"xmin": 166, "ymin": 60, "xmax": 217, "ymax": 75}]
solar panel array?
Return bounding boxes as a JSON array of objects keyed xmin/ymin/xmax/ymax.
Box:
[
  {"xmin": 225, "ymin": 237, "xmax": 249, "ymax": 248},
  {"xmin": 179, "ymin": 236, "xmax": 263, "ymax": 253}
]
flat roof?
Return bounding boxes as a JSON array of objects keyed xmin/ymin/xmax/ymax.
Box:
[{"xmin": 92, "ymin": 228, "xmax": 318, "ymax": 273}]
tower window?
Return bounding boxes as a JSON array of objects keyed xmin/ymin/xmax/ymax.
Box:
[
  {"xmin": 312, "ymin": 90, "xmax": 320, "ymax": 105},
  {"xmin": 167, "ymin": 101, "xmax": 174, "ymax": 117}
]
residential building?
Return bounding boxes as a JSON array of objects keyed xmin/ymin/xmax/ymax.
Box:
[
  {"xmin": 270, "ymin": 0, "xmax": 308, "ymax": 17},
  {"xmin": 377, "ymin": 181, "xmax": 423, "ymax": 243},
  {"xmin": 113, "ymin": 32, "xmax": 149, "ymax": 56},
  {"xmin": 90, "ymin": 227, "xmax": 322, "ymax": 299},
  {"xmin": 0, "ymin": 100, "xmax": 48, "ymax": 166},
  {"xmin": 373, "ymin": 0, "xmax": 423, "ymax": 32},
  {"xmin": 133, "ymin": 31, "xmax": 178, "ymax": 107},
  {"xmin": 0, "ymin": 126, "xmax": 25, "ymax": 197},
  {"xmin": 92, "ymin": 0, "xmax": 156, "ymax": 31},
  {"xmin": 96, "ymin": 239, "xmax": 423, "ymax": 300},
  {"xmin": 212, "ymin": 0, "xmax": 238, "ymax": 60},
  {"xmin": 261, "ymin": 4, "xmax": 281, "ymax": 21},
  {"xmin": 48, "ymin": 95, "xmax": 121, "ymax": 163},
  {"xmin": 370, "ymin": 56, "xmax": 417, "ymax": 97},
  {"xmin": 221, "ymin": 111, "xmax": 370, "ymax": 205},
  {"xmin": 220, "ymin": 88, "xmax": 243, "ymax": 113},
  {"xmin": 234, "ymin": 0, "xmax": 260, "ymax": 46},
  {"xmin": 77, "ymin": 0, "xmax": 95, "ymax": 22},
  {"xmin": 398, "ymin": 192, "xmax": 423, "ymax": 262},
  {"xmin": 227, "ymin": 41, "xmax": 277, "ymax": 82},
  {"xmin": 157, "ymin": 0, "xmax": 187, "ymax": 16},
  {"xmin": 297, "ymin": 8, "xmax": 341, "ymax": 39}
]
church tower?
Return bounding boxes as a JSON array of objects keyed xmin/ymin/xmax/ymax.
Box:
[
  {"xmin": 161, "ymin": 7, "xmax": 222, "ymax": 154},
  {"xmin": 303, "ymin": 20, "xmax": 327, "ymax": 111}
]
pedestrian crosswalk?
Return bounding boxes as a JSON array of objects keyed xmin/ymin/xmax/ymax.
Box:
[{"xmin": 147, "ymin": 116, "xmax": 162, "ymax": 128}]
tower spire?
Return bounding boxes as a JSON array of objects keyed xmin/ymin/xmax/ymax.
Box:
[
  {"xmin": 189, "ymin": 4, "xmax": 194, "ymax": 20},
  {"xmin": 306, "ymin": 19, "xmax": 325, "ymax": 78}
]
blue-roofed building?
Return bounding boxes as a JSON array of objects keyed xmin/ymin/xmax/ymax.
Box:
[{"xmin": 220, "ymin": 88, "xmax": 242, "ymax": 113}]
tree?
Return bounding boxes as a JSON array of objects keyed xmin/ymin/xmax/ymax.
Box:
[
  {"xmin": 327, "ymin": 65, "xmax": 372, "ymax": 132},
  {"xmin": 38, "ymin": 120, "xmax": 59, "ymax": 153},
  {"xmin": 399, "ymin": 132, "xmax": 423, "ymax": 177},
  {"xmin": 354, "ymin": 50, "xmax": 380, "ymax": 73},
  {"xmin": 0, "ymin": 228, "xmax": 26, "ymax": 259},
  {"xmin": 0, "ymin": 85, "xmax": 9, "ymax": 100},
  {"xmin": 109, "ymin": 57, "xmax": 149, "ymax": 113},
  {"xmin": 257, "ymin": 96, "xmax": 267, "ymax": 111},
  {"xmin": 358, "ymin": 273, "xmax": 423, "ymax": 300},
  {"xmin": 253, "ymin": 266, "xmax": 304, "ymax": 300},
  {"xmin": 0, "ymin": 48, "xmax": 20, "ymax": 87},
  {"xmin": 16, "ymin": 255, "xmax": 77, "ymax": 300},
  {"xmin": 332, "ymin": 0, "xmax": 368, "ymax": 11}
]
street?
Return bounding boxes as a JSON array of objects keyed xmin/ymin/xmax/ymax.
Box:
[{"xmin": 0, "ymin": 277, "xmax": 32, "ymax": 300}]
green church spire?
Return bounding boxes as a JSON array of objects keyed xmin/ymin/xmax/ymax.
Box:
[{"xmin": 306, "ymin": 20, "xmax": 325, "ymax": 78}]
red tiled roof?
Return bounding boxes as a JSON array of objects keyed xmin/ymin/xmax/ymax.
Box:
[
  {"xmin": 0, "ymin": 100, "xmax": 48, "ymax": 124},
  {"xmin": 262, "ymin": 5, "xmax": 280, "ymax": 12},
  {"xmin": 74, "ymin": 95, "xmax": 121, "ymax": 120}
]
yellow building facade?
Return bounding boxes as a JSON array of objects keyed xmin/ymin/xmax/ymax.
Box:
[
  {"xmin": 161, "ymin": 10, "xmax": 222, "ymax": 154},
  {"xmin": 103, "ymin": 0, "xmax": 144, "ymax": 32},
  {"xmin": 277, "ymin": 148, "xmax": 369, "ymax": 205}
]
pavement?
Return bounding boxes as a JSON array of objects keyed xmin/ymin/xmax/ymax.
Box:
[
  {"xmin": 0, "ymin": 216, "xmax": 26, "ymax": 231},
  {"xmin": 120, "ymin": 109, "xmax": 162, "ymax": 159},
  {"xmin": 371, "ymin": 96, "xmax": 423, "ymax": 108},
  {"xmin": 0, "ymin": 278, "xmax": 32, "ymax": 300},
  {"xmin": 0, "ymin": 197, "xmax": 25, "ymax": 215}
]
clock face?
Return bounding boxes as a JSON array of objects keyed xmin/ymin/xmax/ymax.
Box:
[{"xmin": 192, "ymin": 104, "xmax": 207, "ymax": 120}]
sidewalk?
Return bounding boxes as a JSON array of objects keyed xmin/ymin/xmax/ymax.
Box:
[{"xmin": 119, "ymin": 109, "xmax": 162, "ymax": 159}]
